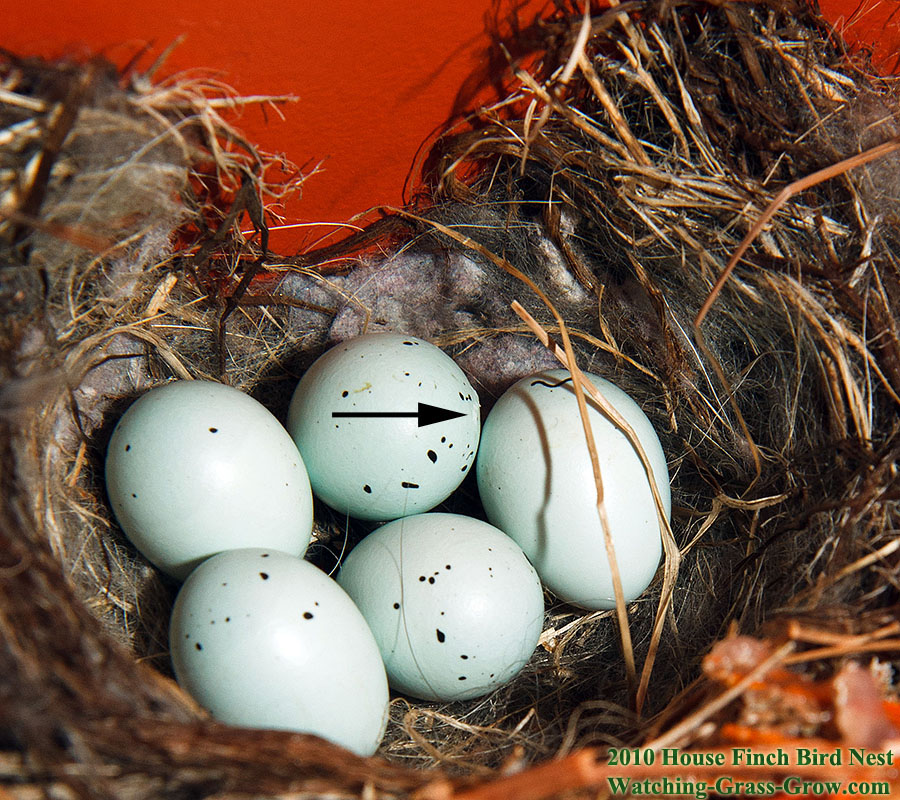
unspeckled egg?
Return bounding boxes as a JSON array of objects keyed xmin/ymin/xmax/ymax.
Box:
[
  {"xmin": 476, "ymin": 369, "xmax": 671, "ymax": 610},
  {"xmin": 287, "ymin": 334, "xmax": 480, "ymax": 521},
  {"xmin": 337, "ymin": 513, "xmax": 544, "ymax": 701},
  {"xmin": 105, "ymin": 380, "xmax": 313, "ymax": 580},
  {"xmin": 169, "ymin": 548, "xmax": 389, "ymax": 756}
]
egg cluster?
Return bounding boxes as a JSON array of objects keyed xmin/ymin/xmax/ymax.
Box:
[{"xmin": 104, "ymin": 333, "xmax": 670, "ymax": 756}]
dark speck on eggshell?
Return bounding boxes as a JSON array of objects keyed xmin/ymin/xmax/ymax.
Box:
[
  {"xmin": 363, "ymin": 484, "xmax": 372, "ymax": 493},
  {"xmin": 401, "ymin": 481, "xmax": 419, "ymax": 489},
  {"xmin": 436, "ymin": 629, "xmax": 446, "ymax": 643},
  {"xmin": 124, "ymin": 444, "xmax": 131, "ymax": 452},
  {"xmin": 195, "ymin": 643, "xmax": 203, "ymax": 651},
  {"xmin": 303, "ymin": 612, "xmax": 314, "ymax": 620},
  {"xmin": 393, "ymin": 602, "xmax": 400, "ymax": 609},
  {"xmin": 427, "ymin": 450, "xmax": 437, "ymax": 463},
  {"xmin": 259, "ymin": 572, "xmax": 269, "ymax": 580}
]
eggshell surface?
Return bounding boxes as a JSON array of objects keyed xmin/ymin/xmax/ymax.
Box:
[
  {"xmin": 169, "ymin": 548, "xmax": 390, "ymax": 756},
  {"xmin": 337, "ymin": 513, "xmax": 544, "ymax": 701},
  {"xmin": 105, "ymin": 380, "xmax": 313, "ymax": 580},
  {"xmin": 476, "ymin": 370, "xmax": 671, "ymax": 610},
  {"xmin": 287, "ymin": 334, "xmax": 480, "ymax": 520}
]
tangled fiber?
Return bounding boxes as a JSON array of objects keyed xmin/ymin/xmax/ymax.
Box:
[{"xmin": 3, "ymin": 1, "xmax": 900, "ymax": 797}]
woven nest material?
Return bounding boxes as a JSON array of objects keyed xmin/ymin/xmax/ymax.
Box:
[{"xmin": 3, "ymin": 1, "xmax": 900, "ymax": 797}]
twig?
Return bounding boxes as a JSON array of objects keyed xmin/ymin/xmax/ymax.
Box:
[
  {"xmin": 511, "ymin": 300, "xmax": 679, "ymax": 714},
  {"xmin": 694, "ymin": 136, "xmax": 900, "ymax": 329},
  {"xmin": 647, "ymin": 640, "xmax": 795, "ymax": 751}
]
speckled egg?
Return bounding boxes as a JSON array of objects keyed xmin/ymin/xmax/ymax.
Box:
[
  {"xmin": 476, "ymin": 369, "xmax": 671, "ymax": 610},
  {"xmin": 287, "ymin": 334, "xmax": 480, "ymax": 521},
  {"xmin": 169, "ymin": 548, "xmax": 390, "ymax": 756},
  {"xmin": 105, "ymin": 380, "xmax": 313, "ymax": 580},
  {"xmin": 337, "ymin": 513, "xmax": 544, "ymax": 702}
]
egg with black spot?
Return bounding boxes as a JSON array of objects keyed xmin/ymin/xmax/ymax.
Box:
[
  {"xmin": 337, "ymin": 513, "xmax": 544, "ymax": 701},
  {"xmin": 287, "ymin": 334, "xmax": 480, "ymax": 520},
  {"xmin": 169, "ymin": 548, "xmax": 389, "ymax": 756},
  {"xmin": 105, "ymin": 380, "xmax": 313, "ymax": 580}
]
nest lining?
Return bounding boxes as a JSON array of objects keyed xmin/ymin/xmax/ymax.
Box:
[{"xmin": 3, "ymin": 1, "xmax": 900, "ymax": 797}]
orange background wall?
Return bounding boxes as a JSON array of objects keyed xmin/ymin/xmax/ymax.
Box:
[{"xmin": 3, "ymin": 0, "xmax": 897, "ymax": 251}]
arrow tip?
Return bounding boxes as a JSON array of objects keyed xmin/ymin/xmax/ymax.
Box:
[{"xmin": 417, "ymin": 402, "xmax": 467, "ymax": 427}]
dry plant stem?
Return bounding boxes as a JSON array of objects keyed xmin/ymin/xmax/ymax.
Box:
[
  {"xmin": 692, "ymin": 324, "xmax": 763, "ymax": 485},
  {"xmin": 519, "ymin": 2, "xmax": 592, "ymax": 172},
  {"xmin": 687, "ymin": 121, "xmax": 900, "ymax": 489},
  {"xmin": 389, "ymin": 208, "xmax": 638, "ymax": 693},
  {"xmin": 0, "ymin": 208, "xmax": 114, "ymax": 252},
  {"xmin": 13, "ymin": 63, "xmax": 99, "ymax": 241},
  {"xmin": 576, "ymin": 51, "xmax": 649, "ymax": 166},
  {"xmin": 435, "ymin": 747, "xmax": 605, "ymax": 800},
  {"xmin": 788, "ymin": 620, "xmax": 900, "ymax": 646},
  {"xmin": 830, "ymin": 538, "xmax": 900, "ymax": 584},
  {"xmin": 694, "ymin": 136, "xmax": 900, "ymax": 330},
  {"xmin": 647, "ymin": 640, "xmax": 795, "ymax": 751},
  {"xmin": 511, "ymin": 300, "xmax": 678, "ymax": 715},
  {"xmin": 785, "ymin": 639, "xmax": 900, "ymax": 665}
]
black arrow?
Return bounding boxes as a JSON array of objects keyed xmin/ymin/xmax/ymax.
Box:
[{"xmin": 332, "ymin": 402, "xmax": 466, "ymax": 428}]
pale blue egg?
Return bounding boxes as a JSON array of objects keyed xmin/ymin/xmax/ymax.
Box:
[
  {"xmin": 476, "ymin": 369, "xmax": 670, "ymax": 610},
  {"xmin": 105, "ymin": 380, "xmax": 313, "ymax": 580},
  {"xmin": 287, "ymin": 334, "xmax": 480, "ymax": 521},
  {"xmin": 170, "ymin": 549, "xmax": 389, "ymax": 755},
  {"xmin": 338, "ymin": 513, "xmax": 544, "ymax": 702}
]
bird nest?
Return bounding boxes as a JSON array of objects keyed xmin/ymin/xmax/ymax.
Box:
[{"xmin": 3, "ymin": 1, "xmax": 900, "ymax": 797}]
